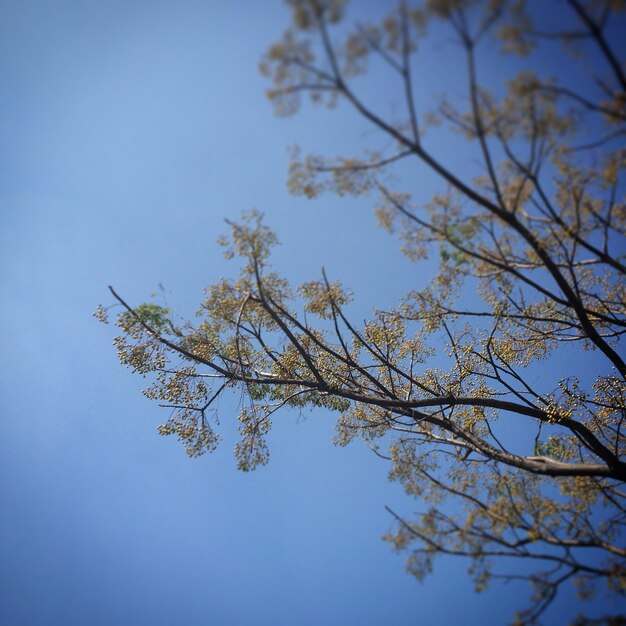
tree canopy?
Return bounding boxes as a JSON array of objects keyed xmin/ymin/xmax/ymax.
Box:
[{"xmin": 98, "ymin": 1, "xmax": 626, "ymax": 623}]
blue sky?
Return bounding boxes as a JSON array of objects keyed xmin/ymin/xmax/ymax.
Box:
[{"xmin": 1, "ymin": 1, "xmax": 622, "ymax": 625}]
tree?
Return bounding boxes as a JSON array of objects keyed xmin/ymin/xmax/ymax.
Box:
[{"xmin": 97, "ymin": 0, "xmax": 626, "ymax": 623}]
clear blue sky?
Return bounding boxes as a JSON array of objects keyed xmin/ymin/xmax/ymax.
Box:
[{"xmin": 1, "ymin": 1, "xmax": 621, "ymax": 625}]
